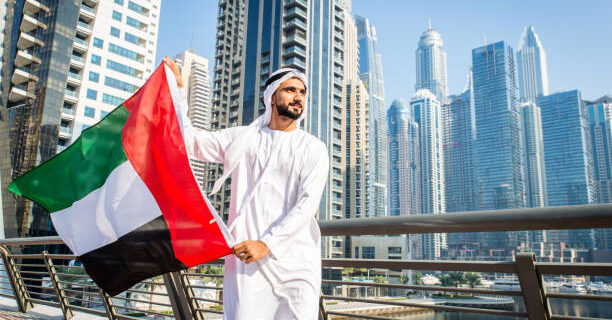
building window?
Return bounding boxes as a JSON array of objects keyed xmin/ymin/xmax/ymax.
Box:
[
  {"xmin": 362, "ymin": 247, "xmax": 375, "ymax": 259},
  {"xmin": 89, "ymin": 71, "xmax": 99, "ymax": 82},
  {"xmin": 93, "ymin": 37, "xmax": 103, "ymax": 48},
  {"xmin": 84, "ymin": 106, "xmax": 95, "ymax": 118},
  {"xmin": 112, "ymin": 10, "xmax": 122, "ymax": 22},
  {"xmin": 388, "ymin": 247, "xmax": 402, "ymax": 255},
  {"xmin": 126, "ymin": 16, "xmax": 145, "ymax": 30},
  {"xmin": 124, "ymin": 32, "xmax": 143, "ymax": 46},
  {"xmin": 105, "ymin": 76, "xmax": 137, "ymax": 93},
  {"xmin": 103, "ymin": 93, "xmax": 124, "ymax": 106},
  {"xmin": 354, "ymin": 247, "xmax": 359, "ymax": 259},
  {"xmin": 108, "ymin": 43, "xmax": 141, "ymax": 62},
  {"xmin": 128, "ymin": 1, "xmax": 148, "ymax": 16},
  {"xmin": 100, "ymin": 110, "xmax": 109, "ymax": 119},
  {"xmin": 82, "ymin": 124, "xmax": 90, "ymax": 130},
  {"xmin": 114, "ymin": 0, "xmax": 124, "ymax": 5},
  {"xmin": 107, "ymin": 59, "xmax": 141, "ymax": 78},
  {"xmin": 91, "ymin": 54, "xmax": 101, "ymax": 65},
  {"xmin": 86, "ymin": 89, "xmax": 97, "ymax": 100},
  {"xmin": 110, "ymin": 27, "xmax": 120, "ymax": 38}
]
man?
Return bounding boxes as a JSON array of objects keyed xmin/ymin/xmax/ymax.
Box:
[{"xmin": 164, "ymin": 58, "xmax": 329, "ymax": 319}]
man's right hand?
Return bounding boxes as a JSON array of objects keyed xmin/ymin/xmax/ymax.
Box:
[{"xmin": 163, "ymin": 57, "xmax": 184, "ymax": 88}]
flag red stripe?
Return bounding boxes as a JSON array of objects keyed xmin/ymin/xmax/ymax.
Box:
[{"xmin": 121, "ymin": 64, "xmax": 231, "ymax": 266}]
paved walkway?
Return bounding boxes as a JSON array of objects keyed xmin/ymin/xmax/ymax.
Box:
[{"xmin": 0, "ymin": 296, "xmax": 106, "ymax": 320}]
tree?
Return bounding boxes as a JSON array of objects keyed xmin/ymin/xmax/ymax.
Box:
[
  {"xmin": 448, "ymin": 271, "xmax": 466, "ymax": 287},
  {"xmin": 412, "ymin": 272, "xmax": 423, "ymax": 285},
  {"xmin": 464, "ymin": 272, "xmax": 482, "ymax": 289}
]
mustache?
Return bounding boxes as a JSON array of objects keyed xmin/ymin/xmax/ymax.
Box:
[{"xmin": 288, "ymin": 102, "xmax": 303, "ymax": 108}]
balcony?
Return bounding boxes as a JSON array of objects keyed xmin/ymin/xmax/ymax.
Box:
[
  {"xmin": 285, "ymin": 6, "xmax": 307, "ymax": 19},
  {"xmin": 283, "ymin": 17, "xmax": 307, "ymax": 31},
  {"xmin": 59, "ymin": 125, "xmax": 73, "ymax": 138},
  {"xmin": 11, "ymin": 67, "xmax": 38, "ymax": 84},
  {"xmin": 285, "ymin": 33, "xmax": 307, "ymax": 46},
  {"xmin": 20, "ymin": 14, "xmax": 48, "ymax": 32},
  {"xmin": 72, "ymin": 37, "xmax": 88, "ymax": 52},
  {"xmin": 282, "ymin": 45, "xmax": 306, "ymax": 58},
  {"xmin": 285, "ymin": 0, "xmax": 307, "ymax": 9},
  {"xmin": 75, "ymin": 20, "xmax": 92, "ymax": 36},
  {"xmin": 79, "ymin": 4, "xmax": 96, "ymax": 21},
  {"xmin": 23, "ymin": 0, "xmax": 50, "ymax": 15},
  {"xmin": 17, "ymin": 31, "xmax": 44, "ymax": 49},
  {"xmin": 284, "ymin": 56, "xmax": 306, "ymax": 69},
  {"xmin": 69, "ymin": 55, "xmax": 85, "ymax": 68},
  {"xmin": 14, "ymin": 49, "xmax": 41, "ymax": 67},
  {"xmin": 8, "ymin": 84, "xmax": 35, "ymax": 102},
  {"xmin": 61, "ymin": 107, "xmax": 75, "ymax": 120},
  {"xmin": 64, "ymin": 89, "xmax": 78, "ymax": 103},
  {"xmin": 66, "ymin": 71, "xmax": 81, "ymax": 86}
]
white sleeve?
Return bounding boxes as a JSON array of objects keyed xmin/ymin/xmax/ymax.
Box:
[
  {"xmin": 259, "ymin": 141, "xmax": 329, "ymax": 258},
  {"xmin": 177, "ymin": 87, "xmax": 232, "ymax": 164}
]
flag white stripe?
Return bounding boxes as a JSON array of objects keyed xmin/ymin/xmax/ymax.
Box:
[{"xmin": 51, "ymin": 160, "xmax": 162, "ymax": 256}]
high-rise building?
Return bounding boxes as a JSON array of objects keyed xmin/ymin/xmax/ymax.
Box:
[
  {"xmin": 521, "ymin": 101, "xmax": 547, "ymax": 208},
  {"xmin": 410, "ymin": 89, "xmax": 445, "ymax": 259},
  {"xmin": 0, "ymin": 0, "xmax": 160, "ymax": 238},
  {"xmin": 387, "ymin": 99, "xmax": 419, "ymax": 217},
  {"xmin": 174, "ymin": 49, "xmax": 212, "ymax": 189},
  {"xmin": 585, "ymin": 96, "xmax": 612, "ymax": 204},
  {"xmin": 472, "ymin": 41, "xmax": 524, "ymax": 252},
  {"xmin": 210, "ymin": 0, "xmax": 351, "ymax": 258},
  {"xmin": 387, "ymin": 99, "xmax": 421, "ymax": 259},
  {"xmin": 69, "ymin": 0, "xmax": 159, "ymax": 143},
  {"xmin": 472, "ymin": 41, "xmax": 525, "ymax": 211},
  {"xmin": 354, "ymin": 15, "xmax": 387, "ymax": 218},
  {"xmin": 539, "ymin": 90, "xmax": 595, "ymax": 248},
  {"xmin": 517, "ymin": 26, "xmax": 549, "ymax": 103},
  {"xmin": 415, "ymin": 21, "xmax": 448, "ymax": 104},
  {"xmin": 442, "ymin": 71, "xmax": 477, "ymax": 214},
  {"xmin": 585, "ymin": 95, "xmax": 612, "ymax": 250}
]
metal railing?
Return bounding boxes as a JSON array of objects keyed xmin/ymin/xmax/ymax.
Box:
[{"xmin": 0, "ymin": 204, "xmax": 609, "ymax": 320}]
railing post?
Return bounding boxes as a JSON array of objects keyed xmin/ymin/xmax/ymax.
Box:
[
  {"xmin": 163, "ymin": 271, "xmax": 195, "ymax": 320},
  {"xmin": 180, "ymin": 270, "xmax": 206, "ymax": 320},
  {"xmin": 42, "ymin": 251, "xmax": 73, "ymax": 319},
  {"xmin": 319, "ymin": 292, "xmax": 328, "ymax": 320},
  {"xmin": 98, "ymin": 289, "xmax": 119, "ymax": 320},
  {"xmin": 515, "ymin": 252, "xmax": 551, "ymax": 320},
  {"xmin": 0, "ymin": 245, "xmax": 33, "ymax": 313}
]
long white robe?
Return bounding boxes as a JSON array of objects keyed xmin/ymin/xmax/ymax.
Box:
[{"xmin": 176, "ymin": 89, "xmax": 329, "ymax": 319}]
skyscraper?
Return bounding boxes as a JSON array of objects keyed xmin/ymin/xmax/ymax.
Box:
[
  {"xmin": 210, "ymin": 0, "xmax": 351, "ymax": 258},
  {"xmin": 472, "ymin": 41, "xmax": 525, "ymax": 211},
  {"xmin": 0, "ymin": 0, "xmax": 160, "ymax": 238},
  {"xmin": 415, "ymin": 21, "xmax": 449, "ymax": 104},
  {"xmin": 586, "ymin": 96, "xmax": 612, "ymax": 204},
  {"xmin": 585, "ymin": 95, "xmax": 612, "ymax": 250},
  {"xmin": 354, "ymin": 15, "xmax": 387, "ymax": 218},
  {"xmin": 387, "ymin": 99, "xmax": 419, "ymax": 218},
  {"xmin": 517, "ymin": 26, "xmax": 549, "ymax": 103},
  {"xmin": 521, "ymin": 101, "xmax": 547, "ymax": 208},
  {"xmin": 410, "ymin": 89, "xmax": 445, "ymax": 259},
  {"xmin": 442, "ymin": 71, "xmax": 477, "ymax": 214},
  {"xmin": 174, "ymin": 49, "xmax": 212, "ymax": 189},
  {"xmin": 539, "ymin": 90, "xmax": 595, "ymax": 247},
  {"xmin": 387, "ymin": 99, "xmax": 421, "ymax": 259},
  {"xmin": 472, "ymin": 41, "xmax": 524, "ymax": 252},
  {"xmin": 69, "ymin": 0, "xmax": 160, "ymax": 143}
]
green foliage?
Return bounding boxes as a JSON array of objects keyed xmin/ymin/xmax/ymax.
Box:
[
  {"xmin": 412, "ymin": 272, "xmax": 423, "ymax": 285},
  {"xmin": 464, "ymin": 272, "xmax": 482, "ymax": 288}
]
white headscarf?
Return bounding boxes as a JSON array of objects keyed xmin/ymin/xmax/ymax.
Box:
[{"xmin": 209, "ymin": 68, "xmax": 308, "ymax": 195}]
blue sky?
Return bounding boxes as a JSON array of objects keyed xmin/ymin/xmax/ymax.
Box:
[{"xmin": 157, "ymin": 0, "xmax": 611, "ymax": 105}]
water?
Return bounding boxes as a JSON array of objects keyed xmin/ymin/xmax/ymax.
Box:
[{"xmin": 341, "ymin": 299, "xmax": 612, "ymax": 319}]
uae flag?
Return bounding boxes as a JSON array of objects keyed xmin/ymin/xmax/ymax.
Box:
[{"xmin": 8, "ymin": 63, "xmax": 233, "ymax": 296}]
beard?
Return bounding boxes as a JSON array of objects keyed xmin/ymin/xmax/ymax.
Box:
[{"xmin": 276, "ymin": 101, "xmax": 303, "ymax": 120}]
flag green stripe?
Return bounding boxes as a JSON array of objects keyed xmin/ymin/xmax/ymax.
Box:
[{"xmin": 8, "ymin": 105, "xmax": 130, "ymax": 213}]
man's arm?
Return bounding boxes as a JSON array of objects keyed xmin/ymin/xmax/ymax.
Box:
[{"xmin": 165, "ymin": 57, "xmax": 231, "ymax": 164}]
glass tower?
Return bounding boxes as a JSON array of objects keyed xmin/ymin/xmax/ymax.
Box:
[
  {"xmin": 415, "ymin": 21, "xmax": 449, "ymax": 104},
  {"xmin": 517, "ymin": 26, "xmax": 549, "ymax": 103},
  {"xmin": 472, "ymin": 41, "xmax": 525, "ymax": 252},
  {"xmin": 538, "ymin": 90, "xmax": 595, "ymax": 248},
  {"xmin": 354, "ymin": 15, "xmax": 387, "ymax": 217}
]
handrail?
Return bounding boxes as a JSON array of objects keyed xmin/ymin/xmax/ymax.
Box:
[{"xmin": 318, "ymin": 203, "xmax": 612, "ymax": 235}]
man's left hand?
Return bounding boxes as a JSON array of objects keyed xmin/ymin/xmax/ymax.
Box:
[{"xmin": 233, "ymin": 241, "xmax": 270, "ymax": 264}]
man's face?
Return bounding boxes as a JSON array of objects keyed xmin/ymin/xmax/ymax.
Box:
[{"xmin": 271, "ymin": 78, "xmax": 306, "ymax": 121}]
